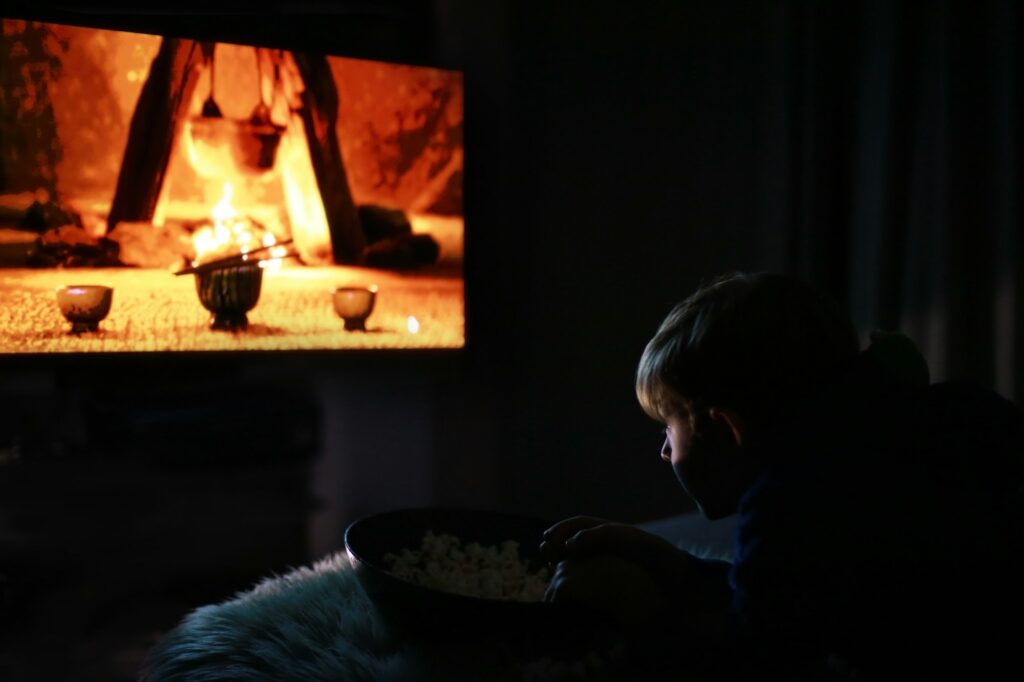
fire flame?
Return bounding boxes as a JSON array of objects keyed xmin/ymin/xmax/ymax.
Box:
[{"xmin": 192, "ymin": 183, "xmax": 289, "ymax": 268}]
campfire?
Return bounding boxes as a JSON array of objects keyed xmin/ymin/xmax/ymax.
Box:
[
  {"xmin": 190, "ymin": 183, "xmax": 289, "ymax": 269},
  {"xmin": 0, "ymin": 17, "xmax": 465, "ymax": 352}
]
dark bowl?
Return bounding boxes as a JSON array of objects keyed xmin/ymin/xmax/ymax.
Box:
[
  {"xmin": 345, "ymin": 507, "xmax": 600, "ymax": 640},
  {"xmin": 194, "ymin": 264, "xmax": 263, "ymax": 330}
]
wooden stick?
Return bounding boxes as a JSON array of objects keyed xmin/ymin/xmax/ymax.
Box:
[
  {"xmin": 292, "ymin": 52, "xmax": 366, "ymax": 264},
  {"xmin": 174, "ymin": 250, "xmax": 299, "ymax": 276},
  {"xmin": 107, "ymin": 38, "xmax": 204, "ymax": 233},
  {"xmin": 174, "ymin": 239, "xmax": 296, "ymax": 276}
]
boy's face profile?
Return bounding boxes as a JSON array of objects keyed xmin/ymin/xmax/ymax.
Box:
[
  {"xmin": 661, "ymin": 405, "xmax": 756, "ymax": 520},
  {"xmin": 640, "ymin": 272, "xmax": 860, "ymax": 519}
]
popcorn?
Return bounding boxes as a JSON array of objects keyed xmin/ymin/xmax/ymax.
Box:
[{"xmin": 383, "ymin": 530, "xmax": 551, "ymax": 602}]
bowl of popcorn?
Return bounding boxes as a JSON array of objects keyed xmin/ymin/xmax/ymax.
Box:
[{"xmin": 344, "ymin": 507, "xmax": 591, "ymax": 636}]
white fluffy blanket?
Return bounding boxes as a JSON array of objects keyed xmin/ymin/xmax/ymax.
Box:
[
  {"xmin": 139, "ymin": 552, "xmax": 426, "ymax": 682},
  {"xmin": 139, "ymin": 552, "xmax": 612, "ymax": 682}
]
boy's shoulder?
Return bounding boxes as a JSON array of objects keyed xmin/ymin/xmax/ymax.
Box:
[
  {"xmin": 927, "ymin": 378, "xmax": 1019, "ymax": 405},
  {"xmin": 922, "ymin": 380, "xmax": 1023, "ymax": 434}
]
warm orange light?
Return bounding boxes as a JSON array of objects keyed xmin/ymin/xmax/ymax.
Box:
[
  {"xmin": 259, "ymin": 232, "xmax": 290, "ymax": 271},
  {"xmin": 192, "ymin": 182, "xmax": 274, "ymax": 265}
]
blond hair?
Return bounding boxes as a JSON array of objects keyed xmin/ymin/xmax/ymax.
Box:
[{"xmin": 636, "ymin": 272, "xmax": 859, "ymax": 426}]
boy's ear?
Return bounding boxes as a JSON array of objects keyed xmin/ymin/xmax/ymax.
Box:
[{"xmin": 708, "ymin": 407, "xmax": 745, "ymax": 448}]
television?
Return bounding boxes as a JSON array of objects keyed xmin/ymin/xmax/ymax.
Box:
[{"xmin": 0, "ymin": 11, "xmax": 464, "ymax": 355}]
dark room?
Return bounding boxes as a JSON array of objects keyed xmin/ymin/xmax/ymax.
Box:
[{"xmin": 1, "ymin": 1, "xmax": 1022, "ymax": 681}]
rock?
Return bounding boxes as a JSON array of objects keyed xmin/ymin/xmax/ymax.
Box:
[
  {"xmin": 362, "ymin": 233, "xmax": 440, "ymax": 269},
  {"xmin": 108, "ymin": 221, "xmax": 195, "ymax": 269},
  {"xmin": 358, "ymin": 204, "xmax": 412, "ymax": 243},
  {"xmin": 18, "ymin": 201, "xmax": 78, "ymax": 233},
  {"xmin": 40, "ymin": 225, "xmax": 99, "ymax": 248},
  {"xmin": 27, "ymin": 225, "xmax": 120, "ymax": 267},
  {"xmin": 0, "ymin": 228, "xmax": 38, "ymax": 266}
]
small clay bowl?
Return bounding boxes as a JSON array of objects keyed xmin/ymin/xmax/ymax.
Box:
[
  {"xmin": 194, "ymin": 264, "xmax": 263, "ymax": 331},
  {"xmin": 55, "ymin": 285, "xmax": 113, "ymax": 334},
  {"xmin": 332, "ymin": 286, "xmax": 377, "ymax": 331}
]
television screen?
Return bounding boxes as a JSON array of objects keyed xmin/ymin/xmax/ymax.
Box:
[{"xmin": 0, "ymin": 15, "xmax": 464, "ymax": 353}]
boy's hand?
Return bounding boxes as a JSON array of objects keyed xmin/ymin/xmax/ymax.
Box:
[
  {"xmin": 539, "ymin": 516, "xmax": 701, "ymax": 628},
  {"xmin": 543, "ymin": 552, "xmax": 667, "ymax": 627},
  {"xmin": 540, "ymin": 516, "xmax": 684, "ymax": 572},
  {"xmin": 539, "ymin": 515, "xmax": 611, "ymax": 562}
]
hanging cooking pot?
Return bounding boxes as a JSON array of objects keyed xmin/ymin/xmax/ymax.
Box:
[
  {"xmin": 184, "ymin": 44, "xmax": 286, "ymax": 179},
  {"xmin": 239, "ymin": 48, "xmax": 286, "ymax": 171}
]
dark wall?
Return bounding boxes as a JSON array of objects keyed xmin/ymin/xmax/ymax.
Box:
[{"xmin": 448, "ymin": 0, "xmax": 788, "ymax": 522}]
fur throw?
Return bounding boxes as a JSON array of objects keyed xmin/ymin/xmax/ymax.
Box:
[
  {"xmin": 139, "ymin": 522, "xmax": 739, "ymax": 682},
  {"xmin": 139, "ymin": 551, "xmax": 635, "ymax": 682},
  {"xmin": 139, "ymin": 552, "xmax": 424, "ymax": 682}
]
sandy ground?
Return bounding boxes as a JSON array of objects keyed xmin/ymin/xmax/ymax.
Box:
[{"xmin": 0, "ymin": 265, "xmax": 463, "ymax": 353}]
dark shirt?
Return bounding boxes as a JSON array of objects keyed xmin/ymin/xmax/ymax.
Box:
[{"xmin": 720, "ymin": 351, "xmax": 1024, "ymax": 680}]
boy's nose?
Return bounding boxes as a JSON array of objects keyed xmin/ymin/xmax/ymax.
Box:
[{"xmin": 661, "ymin": 437, "xmax": 672, "ymax": 462}]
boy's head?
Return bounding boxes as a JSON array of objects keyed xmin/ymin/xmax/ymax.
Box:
[{"xmin": 636, "ymin": 272, "xmax": 860, "ymax": 517}]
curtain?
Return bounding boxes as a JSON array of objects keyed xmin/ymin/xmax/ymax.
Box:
[{"xmin": 754, "ymin": 0, "xmax": 1023, "ymax": 401}]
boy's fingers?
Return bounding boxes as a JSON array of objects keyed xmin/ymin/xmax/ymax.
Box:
[
  {"xmin": 544, "ymin": 523, "xmax": 639, "ymax": 558},
  {"xmin": 540, "ymin": 516, "xmax": 610, "ymax": 563},
  {"xmin": 541, "ymin": 515, "xmax": 608, "ymax": 546},
  {"xmin": 544, "ymin": 560, "xmax": 581, "ymax": 604},
  {"xmin": 539, "ymin": 539, "xmax": 561, "ymax": 562},
  {"xmin": 564, "ymin": 524, "xmax": 672, "ymax": 566},
  {"xmin": 564, "ymin": 524, "xmax": 631, "ymax": 554}
]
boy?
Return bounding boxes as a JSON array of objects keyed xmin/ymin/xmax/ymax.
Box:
[{"xmin": 541, "ymin": 272, "xmax": 1024, "ymax": 680}]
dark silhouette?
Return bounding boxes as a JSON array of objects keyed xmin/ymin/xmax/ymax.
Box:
[{"xmin": 543, "ymin": 272, "xmax": 1024, "ymax": 681}]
